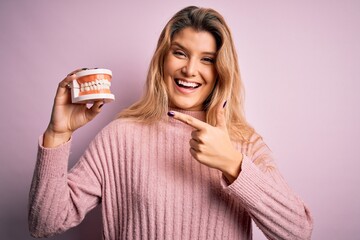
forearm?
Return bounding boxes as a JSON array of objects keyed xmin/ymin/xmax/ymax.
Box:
[
  {"xmin": 224, "ymin": 157, "xmax": 313, "ymax": 239},
  {"xmin": 29, "ymin": 137, "xmax": 100, "ymax": 237},
  {"xmin": 29, "ymin": 138, "xmax": 72, "ymax": 237}
]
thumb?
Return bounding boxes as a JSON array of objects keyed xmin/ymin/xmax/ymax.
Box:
[
  {"xmin": 216, "ymin": 100, "xmax": 227, "ymax": 130},
  {"xmin": 85, "ymin": 101, "xmax": 104, "ymax": 122}
]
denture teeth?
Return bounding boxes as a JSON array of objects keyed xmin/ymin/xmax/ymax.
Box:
[
  {"xmin": 78, "ymin": 78, "xmax": 111, "ymax": 93},
  {"xmin": 178, "ymin": 80, "xmax": 199, "ymax": 88}
]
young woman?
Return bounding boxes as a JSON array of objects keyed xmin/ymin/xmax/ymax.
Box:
[{"xmin": 29, "ymin": 6, "xmax": 313, "ymax": 239}]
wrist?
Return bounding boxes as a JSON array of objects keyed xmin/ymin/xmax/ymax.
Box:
[
  {"xmin": 43, "ymin": 128, "xmax": 72, "ymax": 148},
  {"xmin": 222, "ymin": 151, "xmax": 243, "ymax": 184}
]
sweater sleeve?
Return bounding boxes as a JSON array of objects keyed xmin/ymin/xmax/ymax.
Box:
[
  {"xmin": 221, "ymin": 136, "xmax": 313, "ymax": 240},
  {"xmin": 28, "ymin": 134, "xmax": 104, "ymax": 238}
]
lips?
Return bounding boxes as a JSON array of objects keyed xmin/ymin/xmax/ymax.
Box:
[{"xmin": 175, "ymin": 78, "xmax": 201, "ymax": 89}]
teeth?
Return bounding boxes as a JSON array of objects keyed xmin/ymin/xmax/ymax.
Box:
[
  {"xmin": 79, "ymin": 79, "xmax": 111, "ymax": 92},
  {"xmin": 177, "ymin": 79, "xmax": 200, "ymax": 88}
]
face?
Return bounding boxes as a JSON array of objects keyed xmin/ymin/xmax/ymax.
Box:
[{"xmin": 163, "ymin": 27, "xmax": 217, "ymax": 111}]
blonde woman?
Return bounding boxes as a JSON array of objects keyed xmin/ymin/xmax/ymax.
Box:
[{"xmin": 29, "ymin": 6, "xmax": 313, "ymax": 240}]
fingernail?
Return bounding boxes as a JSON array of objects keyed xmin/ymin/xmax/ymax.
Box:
[
  {"xmin": 223, "ymin": 100, "xmax": 227, "ymax": 108},
  {"xmin": 99, "ymin": 103, "xmax": 104, "ymax": 109},
  {"xmin": 167, "ymin": 111, "xmax": 175, "ymax": 117}
]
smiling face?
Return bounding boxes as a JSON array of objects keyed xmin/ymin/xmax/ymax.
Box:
[{"xmin": 164, "ymin": 27, "xmax": 218, "ymax": 111}]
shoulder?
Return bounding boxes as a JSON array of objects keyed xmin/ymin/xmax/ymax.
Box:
[
  {"xmin": 235, "ymin": 131, "xmax": 264, "ymax": 150},
  {"xmin": 103, "ymin": 117, "xmax": 138, "ymax": 130},
  {"xmin": 236, "ymin": 131, "xmax": 273, "ymax": 159},
  {"xmin": 97, "ymin": 118, "xmax": 144, "ymax": 136},
  {"xmin": 244, "ymin": 132, "xmax": 277, "ymax": 170}
]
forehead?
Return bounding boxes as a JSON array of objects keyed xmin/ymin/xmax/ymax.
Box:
[{"xmin": 171, "ymin": 27, "xmax": 217, "ymax": 53}]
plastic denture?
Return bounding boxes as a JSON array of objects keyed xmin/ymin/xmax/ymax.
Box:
[{"xmin": 68, "ymin": 68, "xmax": 115, "ymax": 104}]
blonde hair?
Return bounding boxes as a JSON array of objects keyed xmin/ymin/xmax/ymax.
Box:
[{"xmin": 118, "ymin": 6, "xmax": 254, "ymax": 141}]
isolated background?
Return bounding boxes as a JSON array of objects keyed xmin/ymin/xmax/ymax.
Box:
[{"xmin": 1, "ymin": 0, "xmax": 359, "ymax": 239}]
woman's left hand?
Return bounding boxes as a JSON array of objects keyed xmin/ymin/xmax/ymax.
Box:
[{"xmin": 169, "ymin": 104, "xmax": 243, "ymax": 183}]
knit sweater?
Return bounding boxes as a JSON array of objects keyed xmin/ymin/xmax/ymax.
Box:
[{"xmin": 28, "ymin": 110, "xmax": 313, "ymax": 239}]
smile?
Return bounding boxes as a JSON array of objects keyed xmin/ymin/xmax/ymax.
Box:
[{"xmin": 175, "ymin": 79, "xmax": 201, "ymax": 89}]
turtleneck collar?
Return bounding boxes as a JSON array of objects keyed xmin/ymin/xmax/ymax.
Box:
[{"xmin": 168, "ymin": 107, "xmax": 206, "ymax": 122}]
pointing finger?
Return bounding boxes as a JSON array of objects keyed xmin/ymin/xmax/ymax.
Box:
[{"xmin": 168, "ymin": 111, "xmax": 208, "ymax": 130}]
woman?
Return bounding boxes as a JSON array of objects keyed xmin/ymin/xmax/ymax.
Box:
[{"xmin": 29, "ymin": 6, "xmax": 313, "ymax": 239}]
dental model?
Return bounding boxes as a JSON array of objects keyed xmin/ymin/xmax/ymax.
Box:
[{"xmin": 69, "ymin": 68, "xmax": 115, "ymax": 103}]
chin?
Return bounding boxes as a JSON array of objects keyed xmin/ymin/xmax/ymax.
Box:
[{"xmin": 170, "ymin": 99, "xmax": 203, "ymax": 111}]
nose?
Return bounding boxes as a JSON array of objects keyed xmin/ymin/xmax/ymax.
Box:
[{"xmin": 181, "ymin": 59, "xmax": 197, "ymax": 77}]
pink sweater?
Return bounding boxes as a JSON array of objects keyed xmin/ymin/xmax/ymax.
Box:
[{"xmin": 29, "ymin": 110, "xmax": 313, "ymax": 239}]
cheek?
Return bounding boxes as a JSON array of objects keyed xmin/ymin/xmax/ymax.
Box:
[
  {"xmin": 163, "ymin": 58, "xmax": 170, "ymax": 76},
  {"xmin": 164, "ymin": 55, "xmax": 178, "ymax": 75},
  {"xmin": 163, "ymin": 59, "xmax": 175, "ymax": 90},
  {"xmin": 204, "ymin": 68, "xmax": 217, "ymax": 86}
]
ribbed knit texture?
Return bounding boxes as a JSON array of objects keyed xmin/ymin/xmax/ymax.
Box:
[{"xmin": 28, "ymin": 110, "xmax": 313, "ymax": 239}]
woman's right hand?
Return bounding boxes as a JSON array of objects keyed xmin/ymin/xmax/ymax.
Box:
[{"xmin": 43, "ymin": 69, "xmax": 104, "ymax": 148}]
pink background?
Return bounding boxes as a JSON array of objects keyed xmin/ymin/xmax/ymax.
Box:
[{"xmin": 1, "ymin": 0, "xmax": 359, "ymax": 239}]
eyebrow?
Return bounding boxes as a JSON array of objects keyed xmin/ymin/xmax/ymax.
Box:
[{"xmin": 171, "ymin": 42, "xmax": 217, "ymax": 56}]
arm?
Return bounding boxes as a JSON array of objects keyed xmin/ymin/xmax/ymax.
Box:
[
  {"xmin": 28, "ymin": 134, "xmax": 104, "ymax": 237},
  {"xmin": 168, "ymin": 108, "xmax": 313, "ymax": 239},
  {"xmin": 28, "ymin": 69, "xmax": 105, "ymax": 237},
  {"xmin": 223, "ymin": 136, "xmax": 313, "ymax": 240}
]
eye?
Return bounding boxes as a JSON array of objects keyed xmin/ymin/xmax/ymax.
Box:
[
  {"xmin": 173, "ymin": 50, "xmax": 186, "ymax": 58},
  {"xmin": 202, "ymin": 57, "xmax": 215, "ymax": 64}
]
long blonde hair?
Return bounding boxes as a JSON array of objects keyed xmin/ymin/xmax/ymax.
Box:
[{"xmin": 118, "ymin": 6, "xmax": 254, "ymax": 141}]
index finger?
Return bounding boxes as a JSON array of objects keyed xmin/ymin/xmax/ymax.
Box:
[
  {"xmin": 168, "ymin": 111, "xmax": 208, "ymax": 130},
  {"xmin": 57, "ymin": 68, "xmax": 88, "ymax": 95}
]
